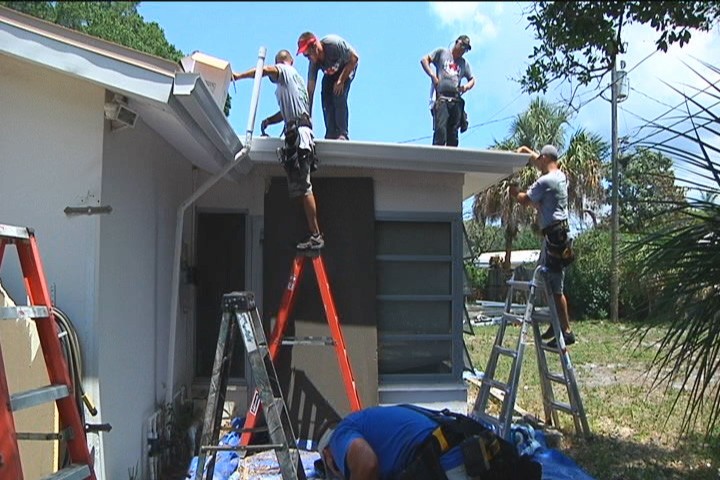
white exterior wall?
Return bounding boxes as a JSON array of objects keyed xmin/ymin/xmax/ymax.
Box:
[
  {"xmin": 0, "ymin": 54, "xmax": 105, "ymax": 476},
  {"xmin": 99, "ymin": 118, "xmax": 192, "ymax": 478}
]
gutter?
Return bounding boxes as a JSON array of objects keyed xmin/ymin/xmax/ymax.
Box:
[{"xmin": 164, "ymin": 46, "xmax": 267, "ymax": 405}]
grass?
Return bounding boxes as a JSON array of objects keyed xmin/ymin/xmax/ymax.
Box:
[{"xmin": 464, "ymin": 319, "xmax": 720, "ymax": 480}]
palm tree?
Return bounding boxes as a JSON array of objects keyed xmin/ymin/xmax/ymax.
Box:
[
  {"xmin": 473, "ymin": 98, "xmax": 608, "ymax": 268},
  {"xmin": 626, "ymin": 59, "xmax": 720, "ymax": 435}
]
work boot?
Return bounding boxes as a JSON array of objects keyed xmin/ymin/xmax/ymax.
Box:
[
  {"xmin": 541, "ymin": 325, "xmax": 555, "ymax": 340},
  {"xmin": 296, "ymin": 232, "xmax": 325, "ymax": 250},
  {"xmin": 547, "ymin": 331, "xmax": 575, "ymax": 348}
]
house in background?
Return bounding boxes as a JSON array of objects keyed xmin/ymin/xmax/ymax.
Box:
[{"xmin": 0, "ymin": 6, "xmax": 527, "ymax": 479}]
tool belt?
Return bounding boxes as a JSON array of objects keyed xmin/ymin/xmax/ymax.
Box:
[
  {"xmin": 433, "ymin": 95, "xmax": 468, "ymax": 133},
  {"xmin": 395, "ymin": 405, "xmax": 541, "ymax": 480},
  {"xmin": 542, "ymin": 220, "xmax": 575, "ymax": 272},
  {"xmin": 278, "ymin": 113, "xmax": 318, "ymax": 173}
]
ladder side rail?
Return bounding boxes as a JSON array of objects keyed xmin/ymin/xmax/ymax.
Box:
[
  {"xmin": 17, "ymin": 236, "xmax": 95, "ymax": 473},
  {"xmin": 498, "ymin": 288, "xmax": 535, "ymax": 440},
  {"xmin": 237, "ymin": 306, "xmax": 306, "ymax": 480},
  {"xmin": 538, "ymin": 268, "xmax": 590, "ymax": 437},
  {"xmin": 241, "ymin": 255, "xmax": 305, "ymax": 446},
  {"xmin": 472, "ymin": 279, "xmax": 518, "ymax": 422},
  {"xmin": 533, "ymin": 267, "xmax": 561, "ymax": 427},
  {"xmin": 311, "ymin": 255, "xmax": 362, "ymax": 411},
  {"xmin": 0, "ymin": 340, "xmax": 23, "ymax": 479},
  {"xmin": 195, "ymin": 309, "xmax": 236, "ymax": 480},
  {"xmin": 269, "ymin": 255, "xmax": 306, "ymax": 359}
]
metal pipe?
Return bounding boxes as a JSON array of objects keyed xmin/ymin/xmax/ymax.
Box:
[{"xmin": 165, "ymin": 46, "xmax": 267, "ymax": 404}]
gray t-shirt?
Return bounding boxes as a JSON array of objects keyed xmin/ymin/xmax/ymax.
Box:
[
  {"xmin": 526, "ymin": 169, "xmax": 569, "ymax": 230},
  {"xmin": 429, "ymin": 48, "xmax": 473, "ymax": 96},
  {"xmin": 273, "ymin": 63, "xmax": 310, "ymax": 122},
  {"xmin": 308, "ymin": 34, "xmax": 357, "ymax": 82}
]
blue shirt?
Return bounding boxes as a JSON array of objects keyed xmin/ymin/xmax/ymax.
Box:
[{"xmin": 328, "ymin": 406, "xmax": 464, "ymax": 479}]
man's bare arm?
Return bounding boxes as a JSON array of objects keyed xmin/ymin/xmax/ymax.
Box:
[
  {"xmin": 232, "ymin": 65, "xmax": 279, "ymax": 81},
  {"xmin": 345, "ymin": 438, "xmax": 379, "ymax": 480}
]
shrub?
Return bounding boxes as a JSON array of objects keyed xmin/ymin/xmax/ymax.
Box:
[{"xmin": 565, "ymin": 228, "xmax": 611, "ymax": 319}]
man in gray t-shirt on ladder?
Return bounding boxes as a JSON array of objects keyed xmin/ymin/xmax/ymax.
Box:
[
  {"xmin": 421, "ymin": 35, "xmax": 476, "ymax": 147},
  {"xmin": 233, "ymin": 50, "xmax": 325, "ymax": 250},
  {"xmin": 509, "ymin": 145, "xmax": 576, "ymax": 347}
]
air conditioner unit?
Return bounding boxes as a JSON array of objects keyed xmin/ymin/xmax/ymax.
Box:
[{"xmin": 104, "ymin": 101, "xmax": 138, "ymax": 128}]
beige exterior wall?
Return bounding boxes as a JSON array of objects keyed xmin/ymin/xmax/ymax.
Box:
[{"xmin": 0, "ymin": 284, "xmax": 57, "ymax": 477}]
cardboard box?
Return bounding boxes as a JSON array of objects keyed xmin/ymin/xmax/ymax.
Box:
[{"xmin": 180, "ymin": 51, "xmax": 232, "ymax": 110}]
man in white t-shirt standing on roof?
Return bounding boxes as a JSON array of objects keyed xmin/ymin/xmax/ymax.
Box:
[
  {"xmin": 233, "ymin": 49, "xmax": 324, "ymax": 250},
  {"xmin": 510, "ymin": 145, "xmax": 576, "ymax": 347}
]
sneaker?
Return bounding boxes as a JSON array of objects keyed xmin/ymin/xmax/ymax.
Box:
[
  {"xmin": 541, "ymin": 325, "xmax": 555, "ymax": 340},
  {"xmin": 547, "ymin": 331, "xmax": 576, "ymax": 348},
  {"xmin": 296, "ymin": 232, "xmax": 324, "ymax": 250}
]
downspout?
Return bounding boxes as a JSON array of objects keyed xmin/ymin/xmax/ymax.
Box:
[{"xmin": 165, "ymin": 46, "xmax": 267, "ymax": 404}]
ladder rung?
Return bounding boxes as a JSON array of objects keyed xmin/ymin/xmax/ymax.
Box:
[
  {"xmin": 539, "ymin": 342, "xmax": 560, "ymax": 353},
  {"xmin": 0, "ymin": 306, "xmax": 50, "ymax": 320},
  {"xmin": 16, "ymin": 426, "xmax": 72, "ymax": 441},
  {"xmin": 550, "ymin": 400, "xmax": 575, "ymax": 415},
  {"xmin": 39, "ymin": 464, "xmax": 91, "ymax": 480},
  {"xmin": 545, "ymin": 372, "xmax": 567, "ymax": 385},
  {"xmin": 501, "ymin": 313, "xmax": 524, "ymax": 325},
  {"xmin": 11, "ymin": 384, "xmax": 69, "ymax": 412},
  {"xmin": 506, "ymin": 280, "xmax": 532, "ymax": 290},
  {"xmin": 531, "ymin": 310, "xmax": 551, "ymax": 322},
  {"xmin": 493, "ymin": 345, "xmax": 518, "ymax": 358},
  {"xmin": 282, "ymin": 336, "xmax": 334, "ymax": 346},
  {"xmin": 201, "ymin": 443, "xmax": 286, "ymax": 453},
  {"xmin": 0, "ymin": 224, "xmax": 31, "ymax": 240},
  {"xmin": 481, "ymin": 378, "xmax": 508, "ymax": 392}
]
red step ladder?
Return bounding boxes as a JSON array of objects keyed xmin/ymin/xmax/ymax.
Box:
[
  {"xmin": 0, "ymin": 224, "xmax": 95, "ymax": 480},
  {"xmin": 240, "ymin": 250, "xmax": 362, "ymax": 446}
]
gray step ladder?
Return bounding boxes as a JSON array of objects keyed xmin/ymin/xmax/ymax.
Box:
[
  {"xmin": 194, "ymin": 291, "xmax": 307, "ymax": 480},
  {"xmin": 0, "ymin": 223, "xmax": 96, "ymax": 480},
  {"xmin": 471, "ymin": 265, "xmax": 590, "ymax": 440}
]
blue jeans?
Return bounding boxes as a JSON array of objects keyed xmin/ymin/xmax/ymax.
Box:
[
  {"xmin": 432, "ymin": 97, "xmax": 462, "ymax": 146},
  {"xmin": 321, "ymin": 68, "xmax": 355, "ymax": 139}
]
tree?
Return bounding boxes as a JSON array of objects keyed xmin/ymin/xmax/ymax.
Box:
[
  {"xmin": 610, "ymin": 148, "xmax": 687, "ymax": 233},
  {"xmin": 473, "ymin": 98, "xmax": 607, "ymax": 268},
  {"xmin": 2, "ymin": 2, "xmax": 184, "ymax": 60},
  {"xmin": 626, "ymin": 60, "xmax": 720, "ymax": 435},
  {"xmin": 521, "ymin": 1, "xmax": 720, "ymax": 94}
]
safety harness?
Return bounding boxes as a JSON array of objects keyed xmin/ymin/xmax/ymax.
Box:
[
  {"xmin": 542, "ymin": 219, "xmax": 575, "ymax": 272},
  {"xmin": 277, "ymin": 113, "xmax": 318, "ymax": 173},
  {"xmin": 395, "ymin": 405, "xmax": 542, "ymax": 480}
]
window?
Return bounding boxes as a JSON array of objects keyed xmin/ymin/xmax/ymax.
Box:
[{"xmin": 375, "ymin": 218, "xmax": 461, "ymax": 378}]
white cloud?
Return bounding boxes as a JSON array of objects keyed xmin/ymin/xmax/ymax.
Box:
[{"xmin": 429, "ymin": 1, "xmax": 502, "ymax": 46}]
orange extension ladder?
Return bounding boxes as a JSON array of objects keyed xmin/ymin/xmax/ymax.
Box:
[
  {"xmin": 0, "ymin": 223, "xmax": 96, "ymax": 480},
  {"xmin": 240, "ymin": 250, "xmax": 362, "ymax": 447}
]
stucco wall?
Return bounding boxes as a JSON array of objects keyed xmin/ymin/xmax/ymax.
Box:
[
  {"xmin": 99, "ymin": 116, "xmax": 193, "ymax": 478},
  {"xmin": 0, "ymin": 53, "xmax": 104, "ymax": 477}
]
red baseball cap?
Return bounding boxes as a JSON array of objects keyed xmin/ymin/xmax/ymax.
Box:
[{"xmin": 297, "ymin": 34, "xmax": 317, "ymax": 55}]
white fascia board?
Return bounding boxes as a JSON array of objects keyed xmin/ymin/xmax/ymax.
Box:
[
  {"xmin": 247, "ymin": 137, "xmax": 527, "ymax": 198},
  {"xmin": 0, "ymin": 19, "xmax": 173, "ymax": 103}
]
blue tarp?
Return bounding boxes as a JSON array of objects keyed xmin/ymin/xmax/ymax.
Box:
[{"xmin": 188, "ymin": 419, "xmax": 595, "ymax": 479}]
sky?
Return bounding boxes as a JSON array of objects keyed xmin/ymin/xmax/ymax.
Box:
[{"xmin": 137, "ymin": 1, "xmax": 720, "ymax": 211}]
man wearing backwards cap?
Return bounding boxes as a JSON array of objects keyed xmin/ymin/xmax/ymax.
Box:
[
  {"xmin": 297, "ymin": 31, "xmax": 359, "ymax": 140},
  {"xmin": 421, "ymin": 35, "xmax": 475, "ymax": 147},
  {"xmin": 510, "ymin": 145, "xmax": 576, "ymax": 348},
  {"xmin": 315, "ymin": 405, "xmax": 471, "ymax": 479}
]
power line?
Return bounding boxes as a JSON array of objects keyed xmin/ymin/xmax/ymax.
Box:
[{"xmin": 397, "ymin": 114, "xmax": 517, "ymax": 144}]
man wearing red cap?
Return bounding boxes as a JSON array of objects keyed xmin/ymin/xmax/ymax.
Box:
[{"xmin": 297, "ymin": 32, "xmax": 359, "ymax": 140}]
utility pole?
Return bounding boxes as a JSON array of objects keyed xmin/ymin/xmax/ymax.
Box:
[{"xmin": 610, "ymin": 53, "xmax": 620, "ymax": 323}]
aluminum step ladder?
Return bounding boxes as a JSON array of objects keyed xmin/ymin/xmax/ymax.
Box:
[
  {"xmin": 240, "ymin": 250, "xmax": 361, "ymax": 447},
  {"xmin": 194, "ymin": 291, "xmax": 307, "ymax": 480},
  {"xmin": 0, "ymin": 223, "xmax": 95, "ymax": 480},
  {"xmin": 471, "ymin": 264, "xmax": 590, "ymax": 440}
]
